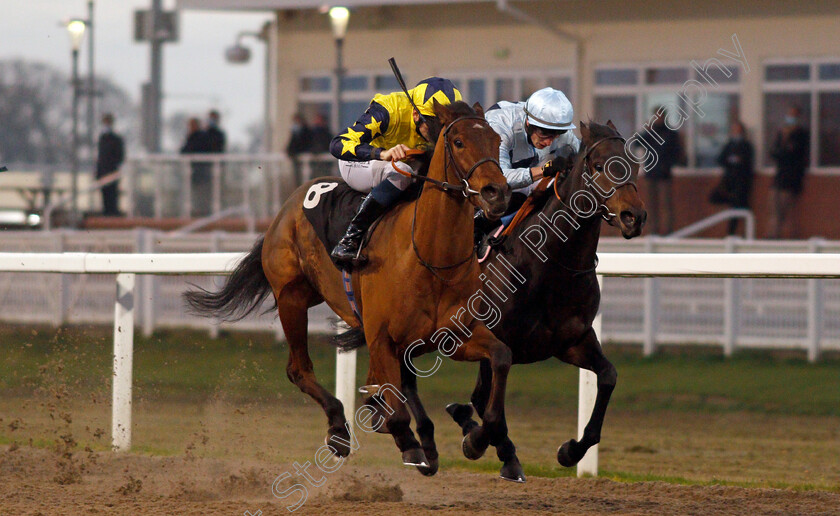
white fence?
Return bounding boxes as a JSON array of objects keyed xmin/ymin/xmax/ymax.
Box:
[
  {"xmin": 1, "ymin": 249, "xmax": 838, "ymax": 479},
  {"xmin": 1, "ymin": 230, "xmax": 838, "ymax": 360}
]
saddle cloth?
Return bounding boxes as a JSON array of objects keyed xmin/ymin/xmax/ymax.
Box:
[{"xmin": 301, "ymin": 178, "xmax": 367, "ymax": 265}]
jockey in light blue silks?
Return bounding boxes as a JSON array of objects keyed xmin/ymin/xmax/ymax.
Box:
[{"xmin": 476, "ymin": 87, "xmax": 581, "ymax": 257}]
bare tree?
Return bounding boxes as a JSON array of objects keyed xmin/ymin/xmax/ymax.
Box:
[{"xmin": 0, "ymin": 59, "xmax": 137, "ymax": 166}]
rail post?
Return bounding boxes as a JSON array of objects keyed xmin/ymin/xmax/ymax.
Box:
[
  {"xmin": 333, "ymin": 319, "xmax": 356, "ymax": 439},
  {"xmin": 807, "ymin": 238, "xmax": 825, "ymax": 363},
  {"xmin": 112, "ymin": 272, "xmax": 135, "ymax": 451},
  {"xmin": 642, "ymin": 238, "xmax": 658, "ymax": 356},
  {"xmin": 577, "ymin": 274, "xmax": 602, "ymax": 477},
  {"xmin": 723, "ymin": 237, "xmax": 740, "ymax": 357}
]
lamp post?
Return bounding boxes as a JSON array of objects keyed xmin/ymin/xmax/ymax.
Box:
[
  {"xmin": 225, "ymin": 27, "xmax": 271, "ymax": 152},
  {"xmin": 329, "ymin": 7, "xmax": 350, "ymax": 133},
  {"xmin": 67, "ymin": 19, "xmax": 87, "ymax": 224}
]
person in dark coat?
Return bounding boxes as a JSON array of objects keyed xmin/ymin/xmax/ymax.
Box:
[
  {"xmin": 95, "ymin": 113, "xmax": 125, "ymax": 216},
  {"xmin": 769, "ymin": 106, "xmax": 809, "ymax": 238},
  {"xmin": 711, "ymin": 120, "xmax": 754, "ymax": 235},
  {"xmin": 639, "ymin": 106, "xmax": 684, "ymax": 235},
  {"xmin": 205, "ymin": 110, "xmax": 226, "ymax": 153},
  {"xmin": 180, "ymin": 117, "xmax": 211, "ymax": 217},
  {"xmin": 308, "ymin": 113, "xmax": 334, "ymax": 178},
  {"xmin": 286, "ymin": 113, "xmax": 312, "ymax": 185}
]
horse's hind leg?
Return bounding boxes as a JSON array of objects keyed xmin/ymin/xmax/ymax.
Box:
[
  {"xmin": 401, "ymin": 363, "xmax": 438, "ymax": 476},
  {"xmin": 555, "ymin": 327, "xmax": 617, "ymax": 468},
  {"xmin": 279, "ymin": 277, "xmax": 352, "ymax": 457},
  {"xmin": 446, "ymin": 359, "xmax": 524, "ymax": 482}
]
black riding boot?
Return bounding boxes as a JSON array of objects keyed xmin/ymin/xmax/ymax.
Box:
[
  {"xmin": 331, "ymin": 195, "xmax": 387, "ymax": 269},
  {"xmin": 474, "ymin": 211, "xmax": 502, "ymax": 259}
]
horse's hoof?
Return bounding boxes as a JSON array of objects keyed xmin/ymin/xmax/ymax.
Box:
[
  {"xmin": 557, "ymin": 439, "xmax": 582, "ymax": 467},
  {"xmin": 416, "ymin": 456, "xmax": 439, "ymax": 476},
  {"xmin": 445, "ymin": 403, "xmax": 474, "ymax": 426},
  {"xmin": 325, "ymin": 432, "xmax": 351, "ymax": 457},
  {"xmin": 461, "ymin": 433, "xmax": 485, "ymax": 460},
  {"xmin": 401, "ymin": 448, "xmax": 429, "ymax": 468},
  {"xmin": 499, "ymin": 457, "xmax": 525, "ymax": 483}
]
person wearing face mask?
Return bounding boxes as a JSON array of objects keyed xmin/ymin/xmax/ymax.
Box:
[
  {"xmin": 769, "ymin": 106, "xmax": 810, "ymax": 239},
  {"xmin": 710, "ymin": 120, "xmax": 754, "ymax": 235}
]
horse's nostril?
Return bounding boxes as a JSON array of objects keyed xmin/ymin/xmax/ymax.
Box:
[{"xmin": 620, "ymin": 211, "xmax": 636, "ymax": 226}]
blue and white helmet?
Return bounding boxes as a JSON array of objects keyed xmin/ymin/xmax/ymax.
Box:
[{"xmin": 523, "ymin": 87, "xmax": 576, "ymax": 131}]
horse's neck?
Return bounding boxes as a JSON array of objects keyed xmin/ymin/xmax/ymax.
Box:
[
  {"xmin": 533, "ymin": 167, "xmax": 601, "ymax": 272},
  {"xmin": 412, "ymin": 143, "xmax": 473, "ymax": 267}
]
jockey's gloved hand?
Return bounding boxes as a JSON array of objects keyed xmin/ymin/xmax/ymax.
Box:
[{"xmin": 540, "ymin": 157, "xmax": 566, "ymax": 178}]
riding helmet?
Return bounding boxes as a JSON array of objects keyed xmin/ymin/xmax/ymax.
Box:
[{"xmin": 523, "ymin": 87, "xmax": 576, "ymax": 131}]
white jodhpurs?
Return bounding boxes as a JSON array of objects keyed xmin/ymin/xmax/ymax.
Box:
[{"xmin": 338, "ymin": 159, "xmax": 416, "ymax": 193}]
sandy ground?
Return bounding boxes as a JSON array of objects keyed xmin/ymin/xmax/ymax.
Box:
[{"xmin": 2, "ymin": 444, "xmax": 840, "ymax": 516}]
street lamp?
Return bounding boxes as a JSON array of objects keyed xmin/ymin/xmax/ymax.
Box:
[
  {"xmin": 67, "ymin": 18, "xmax": 87, "ymax": 224},
  {"xmin": 224, "ymin": 27, "xmax": 271, "ymax": 152},
  {"xmin": 329, "ymin": 6, "xmax": 350, "ymax": 133}
]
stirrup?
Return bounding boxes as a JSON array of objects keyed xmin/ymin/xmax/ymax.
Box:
[{"xmin": 477, "ymin": 225, "xmax": 504, "ymax": 263}]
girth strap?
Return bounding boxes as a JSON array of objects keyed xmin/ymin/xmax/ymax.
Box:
[{"xmin": 342, "ymin": 270, "xmax": 363, "ymax": 324}]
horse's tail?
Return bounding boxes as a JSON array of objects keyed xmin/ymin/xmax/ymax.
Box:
[
  {"xmin": 183, "ymin": 237, "xmax": 274, "ymax": 321},
  {"xmin": 331, "ymin": 327, "xmax": 367, "ymax": 352}
]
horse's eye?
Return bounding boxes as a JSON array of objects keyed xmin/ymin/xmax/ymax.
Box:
[
  {"xmin": 454, "ymin": 139, "xmax": 464, "ymax": 148},
  {"xmin": 594, "ymin": 163, "xmax": 603, "ymax": 172}
]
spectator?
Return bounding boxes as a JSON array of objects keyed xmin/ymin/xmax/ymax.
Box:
[
  {"xmin": 180, "ymin": 117, "xmax": 211, "ymax": 217},
  {"xmin": 638, "ymin": 106, "xmax": 684, "ymax": 235},
  {"xmin": 205, "ymin": 110, "xmax": 226, "ymax": 153},
  {"xmin": 286, "ymin": 113, "xmax": 312, "ymax": 185},
  {"xmin": 309, "ymin": 113, "xmax": 334, "ymax": 178},
  {"xmin": 95, "ymin": 113, "xmax": 125, "ymax": 216},
  {"xmin": 710, "ymin": 120, "xmax": 754, "ymax": 236},
  {"xmin": 769, "ymin": 105, "xmax": 810, "ymax": 239}
]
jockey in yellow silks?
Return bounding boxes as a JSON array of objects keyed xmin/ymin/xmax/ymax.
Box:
[{"xmin": 328, "ymin": 77, "xmax": 462, "ymax": 268}]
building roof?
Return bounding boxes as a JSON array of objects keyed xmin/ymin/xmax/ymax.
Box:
[{"xmin": 176, "ymin": 0, "xmax": 499, "ymax": 11}]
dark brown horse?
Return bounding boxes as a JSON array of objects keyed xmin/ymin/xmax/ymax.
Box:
[
  {"xmin": 441, "ymin": 120, "xmax": 647, "ymax": 481},
  {"xmin": 185, "ymin": 100, "xmax": 513, "ymax": 474}
]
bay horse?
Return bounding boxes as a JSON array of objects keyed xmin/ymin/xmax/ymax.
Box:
[
  {"xmin": 185, "ymin": 100, "xmax": 513, "ymax": 475},
  {"xmin": 442, "ymin": 120, "xmax": 647, "ymax": 481}
]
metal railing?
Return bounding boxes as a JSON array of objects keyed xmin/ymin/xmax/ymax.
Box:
[
  {"xmin": 122, "ymin": 152, "xmax": 334, "ymax": 220},
  {"xmin": 667, "ymin": 209, "xmax": 756, "ymax": 240}
]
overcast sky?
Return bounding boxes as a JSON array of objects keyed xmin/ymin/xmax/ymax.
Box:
[{"xmin": 3, "ymin": 0, "xmax": 273, "ymax": 151}]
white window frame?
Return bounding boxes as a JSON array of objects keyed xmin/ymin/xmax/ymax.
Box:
[
  {"xmin": 441, "ymin": 68, "xmax": 575, "ymax": 108},
  {"xmin": 593, "ymin": 60, "xmax": 742, "ymax": 176},
  {"xmin": 762, "ymin": 57, "xmax": 840, "ymax": 176}
]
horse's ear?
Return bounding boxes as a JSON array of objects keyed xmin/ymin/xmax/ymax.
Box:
[
  {"xmin": 472, "ymin": 101, "xmax": 484, "ymax": 117},
  {"xmin": 579, "ymin": 121, "xmax": 590, "ymax": 142},
  {"xmin": 606, "ymin": 119, "xmax": 618, "ymax": 132},
  {"xmin": 433, "ymin": 99, "xmax": 454, "ymax": 125}
]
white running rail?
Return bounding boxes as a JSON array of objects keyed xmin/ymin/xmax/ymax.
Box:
[{"xmin": 0, "ymin": 251, "xmax": 838, "ymax": 477}]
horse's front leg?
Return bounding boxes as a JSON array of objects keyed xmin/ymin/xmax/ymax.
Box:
[
  {"xmin": 446, "ymin": 359, "xmax": 524, "ymax": 482},
  {"xmin": 555, "ymin": 327, "xmax": 617, "ymax": 467},
  {"xmin": 449, "ymin": 326, "xmax": 513, "ymax": 468},
  {"xmin": 366, "ymin": 336, "xmax": 429, "ymax": 469},
  {"xmin": 400, "ymin": 362, "xmax": 439, "ymax": 476}
]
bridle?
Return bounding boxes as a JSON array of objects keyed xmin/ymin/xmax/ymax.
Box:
[
  {"xmin": 544, "ymin": 133, "xmax": 638, "ymax": 276},
  {"xmin": 396, "ymin": 114, "xmax": 505, "ymax": 282},
  {"xmin": 553, "ymin": 134, "xmax": 638, "ymax": 224},
  {"xmin": 392, "ymin": 115, "xmax": 502, "ymax": 198}
]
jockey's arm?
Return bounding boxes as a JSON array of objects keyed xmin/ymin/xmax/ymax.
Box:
[{"xmin": 329, "ymin": 101, "xmax": 391, "ymax": 162}]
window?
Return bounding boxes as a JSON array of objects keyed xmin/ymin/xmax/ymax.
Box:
[
  {"xmin": 762, "ymin": 59, "xmax": 840, "ymax": 168},
  {"xmin": 445, "ymin": 70, "xmax": 574, "ymax": 108},
  {"xmin": 297, "ymin": 71, "xmax": 402, "ymax": 133},
  {"xmin": 594, "ymin": 63, "xmax": 742, "ymax": 169}
]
